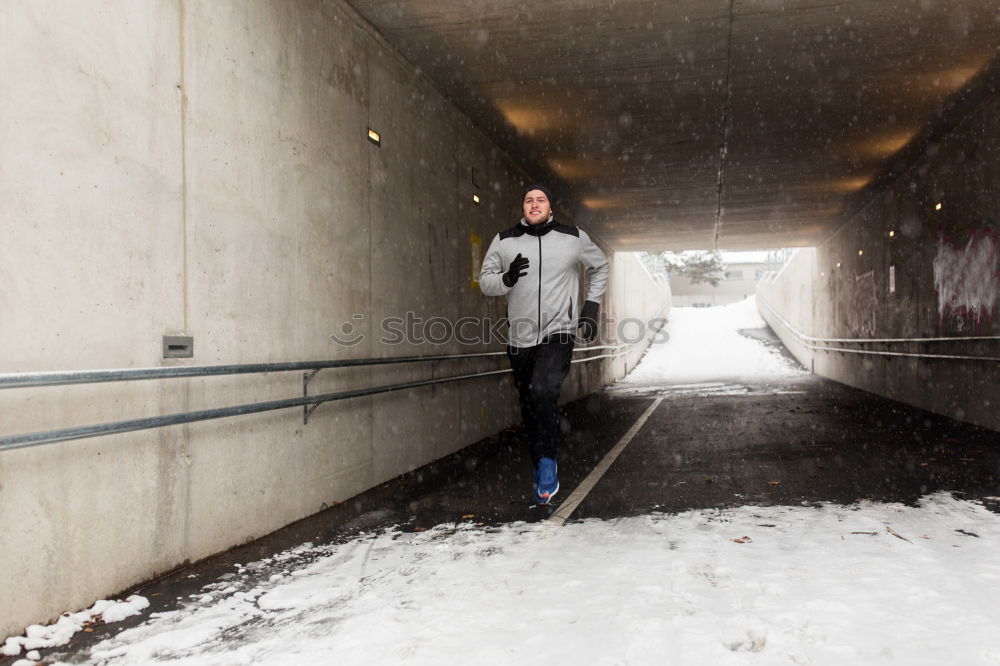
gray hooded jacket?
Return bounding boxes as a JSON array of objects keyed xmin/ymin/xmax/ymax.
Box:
[{"xmin": 479, "ymin": 219, "xmax": 609, "ymax": 348}]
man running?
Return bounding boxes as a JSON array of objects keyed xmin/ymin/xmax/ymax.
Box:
[{"xmin": 479, "ymin": 184, "xmax": 609, "ymax": 504}]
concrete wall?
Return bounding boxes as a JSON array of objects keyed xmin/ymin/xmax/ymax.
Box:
[
  {"xmin": 612, "ymin": 253, "xmax": 672, "ymax": 378},
  {"xmin": 758, "ymin": 90, "xmax": 1000, "ymax": 433},
  {"xmin": 564, "ymin": 253, "xmax": 672, "ymax": 402},
  {"xmin": 756, "ymin": 249, "xmax": 818, "ymax": 369},
  {"xmin": 0, "ymin": 0, "xmax": 668, "ymax": 638}
]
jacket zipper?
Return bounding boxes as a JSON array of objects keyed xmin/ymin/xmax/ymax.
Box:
[{"xmin": 537, "ymin": 234, "xmax": 542, "ymax": 345}]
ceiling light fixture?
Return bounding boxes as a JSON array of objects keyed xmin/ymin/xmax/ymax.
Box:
[
  {"xmin": 472, "ymin": 194, "xmax": 481, "ymax": 205},
  {"xmin": 367, "ymin": 128, "xmax": 381, "ymax": 145},
  {"xmin": 935, "ymin": 202, "xmax": 942, "ymax": 211}
]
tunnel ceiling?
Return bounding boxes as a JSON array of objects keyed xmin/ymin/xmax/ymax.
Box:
[{"xmin": 346, "ymin": 0, "xmax": 999, "ymax": 251}]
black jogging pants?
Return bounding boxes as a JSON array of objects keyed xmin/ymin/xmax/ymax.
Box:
[{"xmin": 506, "ymin": 333, "xmax": 574, "ymax": 467}]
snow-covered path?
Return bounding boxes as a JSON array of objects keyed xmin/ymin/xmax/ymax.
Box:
[
  {"xmin": 11, "ymin": 299, "xmax": 1000, "ymax": 665},
  {"xmin": 51, "ymin": 495, "xmax": 1000, "ymax": 665},
  {"xmin": 622, "ymin": 296, "xmax": 807, "ymax": 386}
]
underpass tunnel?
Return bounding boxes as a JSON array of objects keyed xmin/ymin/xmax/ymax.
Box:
[{"xmin": 1, "ymin": 0, "xmax": 998, "ymax": 645}]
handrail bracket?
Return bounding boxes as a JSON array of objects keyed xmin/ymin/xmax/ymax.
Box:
[{"xmin": 303, "ymin": 369, "xmax": 321, "ymax": 425}]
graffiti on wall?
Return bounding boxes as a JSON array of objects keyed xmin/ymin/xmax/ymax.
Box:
[
  {"xmin": 847, "ymin": 270, "xmax": 877, "ymax": 338},
  {"xmin": 932, "ymin": 224, "xmax": 999, "ymax": 332}
]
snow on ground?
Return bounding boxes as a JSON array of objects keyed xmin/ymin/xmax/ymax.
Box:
[
  {"xmin": 1, "ymin": 597, "xmax": 149, "ymax": 659},
  {"xmin": 50, "ymin": 494, "xmax": 1000, "ymax": 665},
  {"xmin": 12, "ymin": 297, "xmax": 1000, "ymax": 664},
  {"xmin": 622, "ymin": 296, "xmax": 806, "ymax": 386}
]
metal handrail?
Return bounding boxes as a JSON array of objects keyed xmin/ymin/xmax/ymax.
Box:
[
  {"xmin": 0, "ymin": 345, "xmax": 628, "ymax": 391},
  {"xmin": 0, "ymin": 344, "xmax": 636, "ymax": 452},
  {"xmin": 757, "ymin": 299, "xmax": 1000, "ymax": 344},
  {"xmin": 757, "ymin": 299, "xmax": 1000, "ymax": 362},
  {"xmin": 803, "ymin": 345, "xmax": 1000, "ymax": 362},
  {"xmin": 0, "ymin": 368, "xmax": 508, "ymax": 452},
  {"xmin": 0, "ymin": 287, "xmax": 675, "ymax": 453}
]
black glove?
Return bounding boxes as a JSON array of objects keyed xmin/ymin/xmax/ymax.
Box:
[
  {"xmin": 578, "ymin": 300, "xmax": 600, "ymax": 341},
  {"xmin": 502, "ymin": 253, "xmax": 530, "ymax": 288}
]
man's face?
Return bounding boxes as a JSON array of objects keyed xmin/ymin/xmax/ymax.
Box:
[{"xmin": 522, "ymin": 190, "xmax": 552, "ymax": 225}]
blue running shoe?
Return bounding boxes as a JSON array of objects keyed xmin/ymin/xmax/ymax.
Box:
[{"xmin": 534, "ymin": 457, "xmax": 559, "ymax": 504}]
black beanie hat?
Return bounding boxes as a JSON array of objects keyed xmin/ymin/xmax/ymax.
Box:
[{"xmin": 521, "ymin": 183, "xmax": 554, "ymax": 204}]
